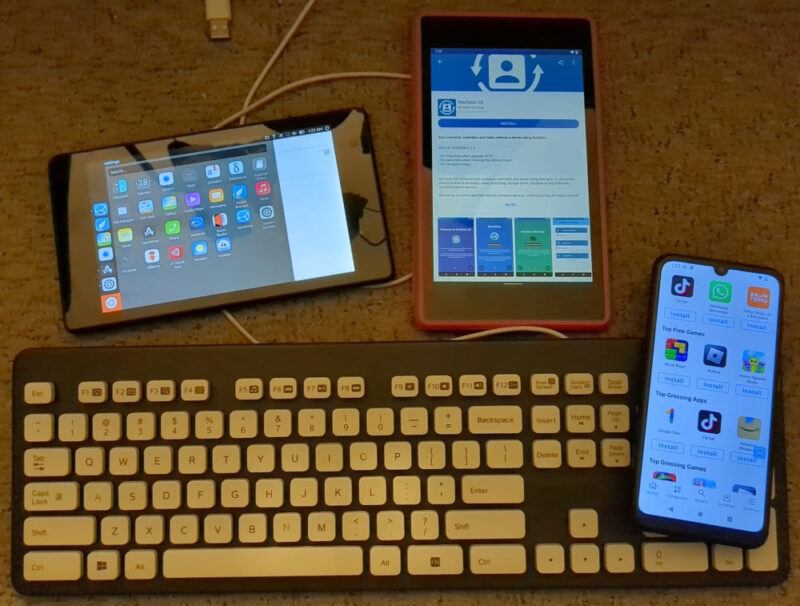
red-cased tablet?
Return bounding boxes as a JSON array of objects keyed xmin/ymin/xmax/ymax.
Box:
[{"xmin": 413, "ymin": 14, "xmax": 610, "ymax": 331}]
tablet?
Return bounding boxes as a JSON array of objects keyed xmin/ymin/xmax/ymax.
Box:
[
  {"xmin": 49, "ymin": 108, "xmax": 394, "ymax": 331},
  {"xmin": 413, "ymin": 15, "xmax": 609, "ymax": 330}
]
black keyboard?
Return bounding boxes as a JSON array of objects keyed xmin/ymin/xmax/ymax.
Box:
[{"xmin": 11, "ymin": 339, "xmax": 789, "ymax": 596}]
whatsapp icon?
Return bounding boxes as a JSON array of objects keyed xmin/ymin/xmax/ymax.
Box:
[{"xmin": 709, "ymin": 280, "xmax": 732, "ymax": 303}]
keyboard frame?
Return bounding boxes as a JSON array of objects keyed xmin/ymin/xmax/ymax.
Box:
[{"xmin": 11, "ymin": 339, "xmax": 790, "ymax": 595}]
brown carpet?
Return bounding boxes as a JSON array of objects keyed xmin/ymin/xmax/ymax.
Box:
[{"xmin": 1, "ymin": 0, "xmax": 799, "ymax": 603}]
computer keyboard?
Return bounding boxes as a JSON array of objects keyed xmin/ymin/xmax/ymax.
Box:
[{"xmin": 11, "ymin": 338, "xmax": 789, "ymax": 596}]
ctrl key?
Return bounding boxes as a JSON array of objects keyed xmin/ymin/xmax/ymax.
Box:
[{"xmin": 23, "ymin": 551, "xmax": 82, "ymax": 581}]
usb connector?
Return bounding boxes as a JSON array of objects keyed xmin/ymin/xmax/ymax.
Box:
[{"xmin": 205, "ymin": 0, "xmax": 232, "ymax": 40}]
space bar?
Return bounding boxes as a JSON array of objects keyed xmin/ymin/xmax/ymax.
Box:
[{"xmin": 163, "ymin": 546, "xmax": 364, "ymax": 578}]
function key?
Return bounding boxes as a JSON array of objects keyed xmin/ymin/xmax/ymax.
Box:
[
  {"xmin": 181, "ymin": 379, "xmax": 210, "ymax": 402},
  {"xmin": 564, "ymin": 373, "xmax": 594, "ymax": 395},
  {"xmin": 458, "ymin": 374, "xmax": 487, "ymax": 397},
  {"xmin": 599, "ymin": 372, "xmax": 629, "ymax": 395},
  {"xmin": 391, "ymin": 375, "xmax": 419, "ymax": 398},
  {"xmin": 530, "ymin": 373, "xmax": 559, "ymax": 396},
  {"xmin": 337, "ymin": 376, "xmax": 365, "ymax": 399},
  {"xmin": 492, "ymin": 374, "xmax": 521, "ymax": 396},
  {"xmin": 24, "ymin": 382, "xmax": 55, "ymax": 405},
  {"xmin": 269, "ymin": 377, "xmax": 297, "ymax": 400},
  {"xmin": 78, "ymin": 381, "xmax": 108, "ymax": 403},
  {"xmin": 112, "ymin": 380, "xmax": 142, "ymax": 403},
  {"xmin": 146, "ymin": 380, "xmax": 176, "ymax": 402},
  {"xmin": 304, "ymin": 377, "xmax": 331, "ymax": 400},
  {"xmin": 424, "ymin": 375, "xmax": 453, "ymax": 398},
  {"xmin": 235, "ymin": 378, "xmax": 264, "ymax": 401}
]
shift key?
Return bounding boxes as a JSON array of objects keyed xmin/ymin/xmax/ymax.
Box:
[
  {"xmin": 445, "ymin": 509, "xmax": 525, "ymax": 540},
  {"xmin": 24, "ymin": 516, "xmax": 96, "ymax": 546}
]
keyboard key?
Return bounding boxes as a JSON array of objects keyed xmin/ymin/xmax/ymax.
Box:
[
  {"xmin": 255, "ymin": 479, "xmax": 283, "ymax": 508},
  {"xmin": 337, "ymin": 376, "xmax": 365, "ymax": 399},
  {"xmin": 87, "ymin": 550, "xmax": 120, "ymax": 581},
  {"xmin": 417, "ymin": 441, "xmax": 446, "ymax": 470},
  {"xmin": 264, "ymin": 410, "xmax": 292, "ymax": 438},
  {"xmin": 530, "ymin": 373, "xmax": 559, "ymax": 396},
  {"xmin": 570, "ymin": 543, "xmax": 601, "ymax": 574},
  {"xmin": 470, "ymin": 544, "xmax": 527, "ymax": 574},
  {"xmin": 298, "ymin": 409, "xmax": 326, "ymax": 437},
  {"xmin": 342, "ymin": 511, "xmax": 370, "ymax": 541},
  {"xmin": 392, "ymin": 476, "xmax": 421, "ymax": 505},
  {"xmin": 58, "ymin": 413, "xmax": 88, "ymax": 442},
  {"xmin": 601, "ymin": 438, "xmax": 631, "ymax": 467},
  {"xmin": 213, "ymin": 445, "xmax": 241, "ymax": 473},
  {"xmin": 451, "ymin": 440, "xmax": 480, "ymax": 469},
  {"xmin": 229, "ymin": 410, "xmax": 258, "ymax": 439},
  {"xmin": 23, "ymin": 551, "xmax": 82, "ymax": 581},
  {"xmin": 24, "ymin": 447, "xmax": 71, "ymax": 477},
  {"xmin": 713, "ymin": 544, "xmax": 744, "ymax": 571},
  {"xmin": 124, "ymin": 549, "xmax": 158, "ymax": 580},
  {"xmin": 350, "ymin": 442, "xmax": 378, "ymax": 471},
  {"xmin": 565, "ymin": 405, "xmax": 595, "ymax": 433},
  {"xmin": 568, "ymin": 508, "xmax": 599, "ymax": 538},
  {"xmin": 600, "ymin": 404, "xmax": 630, "ymax": 433},
  {"xmin": 181, "ymin": 379, "xmax": 210, "ymax": 402},
  {"xmin": 424, "ymin": 375, "xmax": 452, "ymax": 397},
  {"xmin": 604, "ymin": 543, "xmax": 636, "ymax": 574},
  {"xmin": 178, "ymin": 445, "xmax": 208, "ymax": 474},
  {"xmin": 426, "ymin": 475, "xmax": 456, "ymax": 505},
  {"xmin": 564, "ymin": 373, "xmax": 593, "ymax": 395},
  {"xmin": 535, "ymin": 543, "xmax": 565, "ymax": 574},
  {"xmin": 24, "ymin": 413, "xmax": 54, "ymax": 442},
  {"xmin": 24, "ymin": 382, "xmax": 55, "ymax": 405},
  {"xmin": 84, "ymin": 482, "xmax": 113, "ymax": 511},
  {"xmin": 204, "ymin": 513, "xmax": 234, "ymax": 543},
  {"xmin": 234, "ymin": 378, "xmax": 263, "ymax": 401},
  {"xmin": 366, "ymin": 408, "xmax": 394, "ymax": 436},
  {"xmin": 24, "ymin": 515, "xmax": 95, "ymax": 546},
  {"xmin": 196, "ymin": 411, "xmax": 225, "ymax": 439},
  {"xmin": 127, "ymin": 412, "xmax": 156, "ymax": 441},
  {"xmin": 78, "ymin": 381, "xmax": 107, "ymax": 404},
  {"xmin": 532, "ymin": 439, "xmax": 562, "ymax": 469},
  {"xmin": 410, "ymin": 510, "xmax": 439, "ymax": 541},
  {"xmin": 400, "ymin": 407, "xmax": 428, "ymax": 435},
  {"xmin": 492, "ymin": 374, "xmax": 521, "ymax": 396},
  {"xmin": 599, "ymin": 372, "xmax": 628, "ymax": 395},
  {"xmin": 146, "ymin": 380, "xmax": 176, "ymax": 402},
  {"xmin": 269, "ymin": 378, "xmax": 297, "ymax": 400},
  {"xmin": 458, "ymin": 374, "xmax": 487, "ymax": 397},
  {"xmin": 359, "ymin": 476, "xmax": 387, "ymax": 505},
  {"xmin": 444, "ymin": 509, "xmax": 525, "ymax": 540},
  {"xmin": 376, "ymin": 510, "xmax": 405, "ymax": 541},
  {"xmin": 112, "ymin": 380, "xmax": 141, "ymax": 403},
  {"xmin": 468, "ymin": 405, "xmax": 522, "ymax": 434},
  {"xmin": 391, "ymin": 375, "xmax": 418, "ymax": 398},
  {"xmin": 24, "ymin": 481, "xmax": 79, "ymax": 512},
  {"xmin": 407, "ymin": 545, "xmax": 463, "ymax": 575},
  {"xmin": 530, "ymin": 405, "xmax": 560, "ymax": 434},
  {"xmin": 642, "ymin": 542, "xmax": 709, "ymax": 572},
  {"xmin": 331, "ymin": 408, "xmax": 360, "ymax": 436},
  {"xmin": 747, "ymin": 508, "xmax": 778, "ymax": 571},
  {"xmin": 161, "ymin": 411, "xmax": 190, "ymax": 440},
  {"xmin": 433, "ymin": 406, "xmax": 462, "ymax": 435},
  {"xmin": 324, "ymin": 477, "xmax": 352, "ymax": 506},
  {"xmin": 109, "ymin": 446, "xmax": 138, "ymax": 476},
  {"xmin": 170, "ymin": 515, "xmax": 199, "ymax": 544},
  {"xmin": 384, "ymin": 441, "xmax": 412, "ymax": 470},
  {"xmin": 135, "ymin": 515, "xmax": 164, "ymax": 545},
  {"xmin": 461, "ymin": 474, "xmax": 524, "ymax": 504},
  {"xmin": 100, "ymin": 515, "xmax": 130, "ymax": 546},
  {"xmin": 221, "ymin": 479, "xmax": 249, "ymax": 508},
  {"xmin": 303, "ymin": 377, "xmax": 331, "ymax": 399},
  {"xmin": 239, "ymin": 513, "xmax": 268, "ymax": 543},
  {"xmin": 370, "ymin": 545, "xmax": 402, "ymax": 575},
  {"xmin": 307, "ymin": 512, "xmax": 336, "ymax": 542},
  {"xmin": 485, "ymin": 439, "xmax": 523, "ymax": 468},
  {"xmin": 566, "ymin": 439, "xmax": 596, "ymax": 468}
]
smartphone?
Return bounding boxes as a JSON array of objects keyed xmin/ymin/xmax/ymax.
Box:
[
  {"xmin": 413, "ymin": 14, "xmax": 609, "ymax": 330},
  {"xmin": 49, "ymin": 108, "xmax": 393, "ymax": 331},
  {"xmin": 634, "ymin": 254, "xmax": 783, "ymax": 547}
]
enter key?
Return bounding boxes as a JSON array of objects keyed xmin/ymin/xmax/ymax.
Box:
[{"xmin": 461, "ymin": 474, "xmax": 524, "ymax": 504}]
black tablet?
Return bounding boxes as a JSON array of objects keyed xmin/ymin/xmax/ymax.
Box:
[{"xmin": 49, "ymin": 108, "xmax": 393, "ymax": 331}]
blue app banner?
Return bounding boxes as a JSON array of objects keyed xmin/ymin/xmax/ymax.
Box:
[
  {"xmin": 438, "ymin": 218, "xmax": 475, "ymax": 276},
  {"xmin": 476, "ymin": 218, "xmax": 513, "ymax": 276}
]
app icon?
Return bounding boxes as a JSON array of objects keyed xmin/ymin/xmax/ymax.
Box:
[
  {"xmin": 161, "ymin": 195, "xmax": 178, "ymax": 211},
  {"xmin": 168, "ymin": 245, "xmax": 184, "ymax": 260},
  {"xmin": 100, "ymin": 264, "xmax": 114, "ymax": 275},
  {"xmin": 142, "ymin": 225, "xmax": 156, "ymax": 238},
  {"xmin": 703, "ymin": 344, "xmax": 727, "ymax": 367},
  {"xmin": 209, "ymin": 188, "xmax": 224, "ymax": 203},
  {"xmin": 165, "ymin": 220, "xmax": 181, "ymax": 236},
  {"xmin": 742, "ymin": 350, "xmax": 766, "ymax": 374},
  {"xmin": 101, "ymin": 293, "xmax": 122, "ymax": 313},
  {"xmin": 665, "ymin": 338, "xmax": 688, "ymax": 362},
  {"xmin": 100, "ymin": 277, "xmax": 117, "ymax": 292},
  {"xmin": 158, "ymin": 171, "xmax": 174, "ymax": 187},
  {"xmin": 192, "ymin": 241, "xmax": 209, "ymax": 256},
  {"xmin": 671, "ymin": 275, "xmax": 694, "ymax": 297},
  {"xmin": 652, "ymin": 471, "xmax": 677, "ymax": 482},
  {"xmin": 144, "ymin": 248, "xmax": 160, "ymax": 264},
  {"xmin": 698, "ymin": 410, "xmax": 722, "ymax": 434},
  {"xmin": 252, "ymin": 157, "xmax": 267, "ymax": 171},
  {"xmin": 437, "ymin": 98, "xmax": 457, "ymax": 117},
  {"xmin": 747, "ymin": 286, "xmax": 770, "ymax": 309},
  {"xmin": 256, "ymin": 180, "xmax": 271, "ymax": 196},
  {"xmin": 232, "ymin": 184, "xmax": 248, "ymax": 199},
  {"xmin": 216, "ymin": 237, "xmax": 232, "ymax": 252},
  {"xmin": 666, "ymin": 408, "xmax": 675, "ymax": 423},
  {"xmin": 693, "ymin": 478, "xmax": 717, "ymax": 489},
  {"xmin": 183, "ymin": 168, "xmax": 198, "ymax": 182},
  {"xmin": 113, "ymin": 178, "xmax": 128, "ymax": 194},
  {"xmin": 236, "ymin": 208, "xmax": 251, "ymax": 224},
  {"xmin": 95, "ymin": 217, "xmax": 110, "ymax": 232},
  {"xmin": 205, "ymin": 164, "xmax": 221, "ymax": 179},
  {"xmin": 117, "ymin": 205, "xmax": 128, "ymax": 216},
  {"xmin": 737, "ymin": 416, "xmax": 761, "ymax": 440},
  {"xmin": 709, "ymin": 280, "xmax": 732, "ymax": 303},
  {"xmin": 136, "ymin": 177, "xmax": 150, "ymax": 189},
  {"xmin": 138, "ymin": 199, "xmax": 154, "ymax": 214},
  {"xmin": 117, "ymin": 227, "xmax": 134, "ymax": 243},
  {"xmin": 185, "ymin": 192, "xmax": 201, "ymax": 207},
  {"xmin": 228, "ymin": 160, "xmax": 245, "ymax": 176},
  {"xmin": 189, "ymin": 216, "xmax": 205, "ymax": 230},
  {"xmin": 98, "ymin": 247, "xmax": 114, "ymax": 261},
  {"xmin": 259, "ymin": 204, "xmax": 275, "ymax": 220},
  {"xmin": 96, "ymin": 232, "xmax": 112, "ymax": 247},
  {"xmin": 92, "ymin": 202, "xmax": 109, "ymax": 217},
  {"xmin": 732, "ymin": 484, "xmax": 756, "ymax": 496},
  {"xmin": 213, "ymin": 212, "xmax": 228, "ymax": 227}
]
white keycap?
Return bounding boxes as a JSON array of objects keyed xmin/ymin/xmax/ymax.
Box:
[
  {"xmin": 384, "ymin": 441, "xmax": 412, "ymax": 470},
  {"xmin": 24, "ymin": 382, "xmax": 55, "ymax": 404},
  {"xmin": 642, "ymin": 542, "xmax": 709, "ymax": 572},
  {"xmin": 400, "ymin": 407, "xmax": 428, "ymax": 435},
  {"xmin": 170, "ymin": 515, "xmax": 199, "ymax": 544},
  {"xmin": 84, "ymin": 482, "xmax": 113, "ymax": 512},
  {"xmin": 181, "ymin": 379, "xmax": 210, "ymax": 401},
  {"xmin": 600, "ymin": 404, "xmax": 630, "ymax": 433},
  {"xmin": 135, "ymin": 515, "xmax": 164, "ymax": 545},
  {"xmin": 298, "ymin": 409, "xmax": 326, "ymax": 437},
  {"xmin": 229, "ymin": 410, "xmax": 258, "ymax": 439},
  {"xmin": 461, "ymin": 474, "xmax": 524, "ymax": 504},
  {"xmin": 58, "ymin": 413, "xmax": 88, "ymax": 442},
  {"xmin": 74, "ymin": 446, "xmax": 105, "ymax": 477},
  {"xmin": 315, "ymin": 443, "xmax": 344, "ymax": 472},
  {"xmin": 451, "ymin": 440, "xmax": 480, "ymax": 469},
  {"xmin": 196, "ymin": 410, "xmax": 224, "ymax": 439},
  {"xmin": 303, "ymin": 377, "xmax": 331, "ymax": 400},
  {"xmin": 87, "ymin": 550, "xmax": 120, "ymax": 580},
  {"xmin": 264, "ymin": 409, "xmax": 292, "ymax": 437},
  {"xmin": 117, "ymin": 481, "xmax": 148, "ymax": 511},
  {"xmin": 427, "ymin": 475, "xmax": 456, "ymax": 505},
  {"xmin": 324, "ymin": 476, "xmax": 353, "ymax": 506},
  {"xmin": 100, "ymin": 515, "xmax": 130, "ymax": 545},
  {"xmin": 24, "ymin": 515, "xmax": 95, "ymax": 546},
  {"xmin": 163, "ymin": 546, "xmax": 364, "ymax": 577},
  {"xmin": 24, "ymin": 413, "xmax": 54, "ymax": 442},
  {"xmin": 370, "ymin": 545, "xmax": 402, "ymax": 575},
  {"xmin": 255, "ymin": 479, "xmax": 284, "ymax": 508},
  {"xmin": 146, "ymin": 379, "xmax": 176, "ymax": 402},
  {"xmin": 112, "ymin": 380, "xmax": 141, "ymax": 403},
  {"xmin": 235, "ymin": 377, "xmax": 263, "ymax": 400},
  {"xmin": 152, "ymin": 480, "xmax": 181, "ymax": 510},
  {"xmin": 376, "ymin": 510, "xmax": 405, "ymax": 541},
  {"xmin": 530, "ymin": 373, "xmax": 559, "ymax": 396},
  {"xmin": 161, "ymin": 411, "xmax": 190, "ymax": 440},
  {"xmin": 566, "ymin": 439, "xmax": 597, "ymax": 468},
  {"xmin": 468, "ymin": 405, "xmax": 522, "ymax": 434},
  {"xmin": 213, "ymin": 444, "xmax": 241, "ymax": 473},
  {"xmin": 332, "ymin": 408, "xmax": 360, "ymax": 436},
  {"xmin": 565, "ymin": 404, "xmax": 595, "ymax": 433},
  {"xmin": 417, "ymin": 441, "xmax": 446, "ymax": 470},
  {"xmin": 359, "ymin": 476, "xmax": 387, "ymax": 506},
  {"xmin": 492, "ymin": 373, "xmax": 522, "ymax": 396},
  {"xmin": 470, "ymin": 544, "xmax": 527, "ymax": 574},
  {"xmin": 570, "ymin": 543, "xmax": 601, "ymax": 573},
  {"xmin": 24, "ymin": 481, "xmax": 79, "ymax": 511},
  {"xmin": 366, "ymin": 408, "xmax": 394, "ymax": 436},
  {"xmin": 601, "ymin": 438, "xmax": 631, "ymax": 467},
  {"xmin": 599, "ymin": 372, "xmax": 629, "ymax": 394},
  {"xmin": 178, "ymin": 445, "xmax": 207, "ymax": 474},
  {"xmin": 337, "ymin": 376, "xmax": 365, "ymax": 399},
  {"xmin": 109, "ymin": 446, "xmax": 138, "ymax": 475},
  {"xmin": 247, "ymin": 444, "xmax": 275, "ymax": 473},
  {"xmin": 565, "ymin": 373, "xmax": 593, "ymax": 395},
  {"xmin": 204, "ymin": 513, "xmax": 234, "ymax": 544},
  {"xmin": 407, "ymin": 545, "xmax": 463, "ymax": 575},
  {"xmin": 78, "ymin": 381, "xmax": 107, "ymax": 404},
  {"xmin": 604, "ymin": 543, "xmax": 636, "ymax": 574},
  {"xmin": 713, "ymin": 544, "xmax": 743, "ymax": 571},
  {"xmin": 124, "ymin": 549, "xmax": 158, "ymax": 580},
  {"xmin": 533, "ymin": 439, "xmax": 562, "ymax": 469},
  {"xmin": 186, "ymin": 479, "xmax": 216, "ymax": 509},
  {"xmin": 391, "ymin": 375, "xmax": 418, "ymax": 398},
  {"xmin": 569, "ymin": 508, "xmax": 599, "ymax": 538},
  {"xmin": 486, "ymin": 439, "xmax": 523, "ymax": 468},
  {"xmin": 127, "ymin": 412, "xmax": 156, "ymax": 441},
  {"xmin": 747, "ymin": 508, "xmax": 779, "ymax": 571},
  {"xmin": 25, "ymin": 447, "xmax": 71, "ymax": 477},
  {"xmin": 445, "ymin": 510, "xmax": 525, "ymax": 540},
  {"xmin": 531, "ymin": 405, "xmax": 561, "ymax": 434},
  {"xmin": 92, "ymin": 412, "xmax": 122, "ymax": 442},
  {"xmin": 424, "ymin": 374, "xmax": 453, "ymax": 397},
  {"xmin": 410, "ymin": 510, "xmax": 439, "ymax": 541},
  {"xmin": 458, "ymin": 374, "xmax": 487, "ymax": 397},
  {"xmin": 273, "ymin": 512, "xmax": 302, "ymax": 542},
  {"xmin": 289, "ymin": 477, "xmax": 318, "ymax": 507},
  {"xmin": 23, "ymin": 551, "xmax": 81, "ymax": 581},
  {"xmin": 307, "ymin": 512, "xmax": 336, "ymax": 542},
  {"xmin": 281, "ymin": 443, "xmax": 309, "ymax": 472},
  {"xmin": 269, "ymin": 377, "xmax": 297, "ymax": 400},
  {"xmin": 239, "ymin": 513, "xmax": 268, "ymax": 543},
  {"xmin": 393, "ymin": 476, "xmax": 421, "ymax": 505},
  {"xmin": 535, "ymin": 543, "xmax": 566, "ymax": 574},
  {"xmin": 434, "ymin": 406, "xmax": 462, "ymax": 435}
]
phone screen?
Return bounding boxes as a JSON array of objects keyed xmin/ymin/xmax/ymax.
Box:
[{"xmin": 636, "ymin": 257, "xmax": 782, "ymax": 542}]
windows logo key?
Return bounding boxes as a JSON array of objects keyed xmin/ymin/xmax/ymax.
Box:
[{"xmin": 437, "ymin": 98, "xmax": 456, "ymax": 117}]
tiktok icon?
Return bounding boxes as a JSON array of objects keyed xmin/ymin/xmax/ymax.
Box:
[
  {"xmin": 671, "ymin": 275, "xmax": 695, "ymax": 297},
  {"xmin": 698, "ymin": 410, "xmax": 722, "ymax": 434}
]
